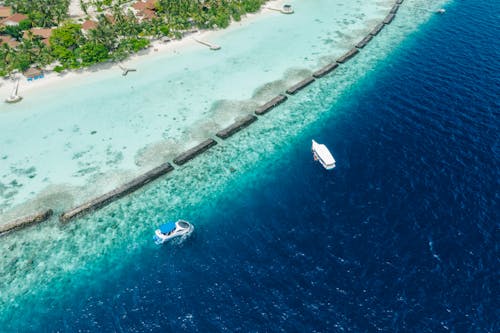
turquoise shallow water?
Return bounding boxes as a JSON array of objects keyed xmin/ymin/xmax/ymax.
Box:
[
  {"xmin": 0, "ymin": 0, "xmax": 473, "ymax": 331},
  {"xmin": 0, "ymin": 0, "xmax": 393, "ymax": 214}
]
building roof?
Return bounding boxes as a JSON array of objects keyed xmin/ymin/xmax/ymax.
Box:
[
  {"xmin": 133, "ymin": 0, "xmax": 156, "ymax": 11},
  {"xmin": 24, "ymin": 67, "xmax": 43, "ymax": 78},
  {"xmin": 81, "ymin": 20, "xmax": 98, "ymax": 30},
  {"xmin": 1, "ymin": 13, "xmax": 28, "ymax": 24},
  {"xmin": 0, "ymin": 6, "xmax": 13, "ymax": 18},
  {"xmin": 0, "ymin": 35, "xmax": 19, "ymax": 48},
  {"xmin": 141, "ymin": 9, "xmax": 157, "ymax": 19},
  {"xmin": 23, "ymin": 28, "xmax": 52, "ymax": 46},
  {"xmin": 105, "ymin": 14, "xmax": 116, "ymax": 24},
  {"xmin": 30, "ymin": 28, "xmax": 52, "ymax": 39}
]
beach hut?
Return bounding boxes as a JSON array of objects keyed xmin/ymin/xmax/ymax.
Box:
[
  {"xmin": 0, "ymin": 35, "xmax": 19, "ymax": 48},
  {"xmin": 1, "ymin": 13, "xmax": 28, "ymax": 26},
  {"xmin": 81, "ymin": 20, "xmax": 98, "ymax": 31},
  {"xmin": 24, "ymin": 67, "xmax": 44, "ymax": 81},
  {"xmin": 23, "ymin": 28, "xmax": 53, "ymax": 46},
  {"xmin": 0, "ymin": 6, "xmax": 13, "ymax": 19}
]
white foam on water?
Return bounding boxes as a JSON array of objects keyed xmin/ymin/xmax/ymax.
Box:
[{"xmin": 0, "ymin": 0, "xmax": 450, "ymax": 322}]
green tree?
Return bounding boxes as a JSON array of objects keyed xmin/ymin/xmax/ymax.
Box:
[{"xmin": 50, "ymin": 22, "xmax": 84, "ymax": 68}]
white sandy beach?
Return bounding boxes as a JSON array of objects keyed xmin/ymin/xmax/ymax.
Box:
[
  {"xmin": 0, "ymin": 0, "xmax": 286, "ymax": 100},
  {"xmin": 0, "ymin": 0, "xmax": 402, "ymax": 222}
]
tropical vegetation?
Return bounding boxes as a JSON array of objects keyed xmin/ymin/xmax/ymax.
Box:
[{"xmin": 0, "ymin": 0, "xmax": 267, "ymax": 76}]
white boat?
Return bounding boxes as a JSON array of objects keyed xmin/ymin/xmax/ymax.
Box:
[
  {"xmin": 5, "ymin": 79, "xmax": 22, "ymax": 104},
  {"xmin": 312, "ymin": 139, "xmax": 336, "ymax": 170},
  {"xmin": 153, "ymin": 220, "xmax": 193, "ymax": 244},
  {"xmin": 281, "ymin": 4, "xmax": 294, "ymax": 14}
]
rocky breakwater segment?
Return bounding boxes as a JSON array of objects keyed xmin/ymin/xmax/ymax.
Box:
[
  {"xmin": 173, "ymin": 139, "xmax": 218, "ymax": 166},
  {"xmin": 383, "ymin": 13, "xmax": 396, "ymax": 25},
  {"xmin": 216, "ymin": 115, "xmax": 258, "ymax": 139},
  {"xmin": 59, "ymin": 163, "xmax": 174, "ymax": 222},
  {"xmin": 336, "ymin": 48, "xmax": 360, "ymax": 64},
  {"xmin": 286, "ymin": 77, "xmax": 316, "ymax": 95},
  {"xmin": 356, "ymin": 34, "xmax": 374, "ymax": 49},
  {"xmin": 370, "ymin": 23, "xmax": 385, "ymax": 36},
  {"xmin": 312, "ymin": 63, "xmax": 339, "ymax": 78},
  {"xmin": 6, "ymin": 0, "xmax": 408, "ymax": 230},
  {"xmin": 0, "ymin": 209, "xmax": 53, "ymax": 235},
  {"xmin": 255, "ymin": 95, "xmax": 288, "ymax": 115}
]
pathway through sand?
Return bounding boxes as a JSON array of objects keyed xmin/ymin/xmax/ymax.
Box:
[{"xmin": 68, "ymin": 0, "xmax": 85, "ymax": 18}]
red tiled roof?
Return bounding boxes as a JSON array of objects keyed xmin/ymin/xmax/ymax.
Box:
[
  {"xmin": 24, "ymin": 67, "xmax": 43, "ymax": 78},
  {"xmin": 133, "ymin": 0, "xmax": 156, "ymax": 11},
  {"xmin": 141, "ymin": 9, "xmax": 157, "ymax": 19},
  {"xmin": 30, "ymin": 28, "xmax": 52, "ymax": 39},
  {"xmin": 132, "ymin": 2, "xmax": 147, "ymax": 11},
  {"xmin": 145, "ymin": 0, "xmax": 157, "ymax": 10},
  {"xmin": 0, "ymin": 6, "xmax": 13, "ymax": 18},
  {"xmin": 105, "ymin": 14, "xmax": 116, "ymax": 24},
  {"xmin": 81, "ymin": 20, "xmax": 98, "ymax": 30},
  {"xmin": 0, "ymin": 35, "xmax": 19, "ymax": 48},
  {"xmin": 23, "ymin": 28, "xmax": 52, "ymax": 41},
  {"xmin": 1, "ymin": 13, "xmax": 28, "ymax": 24}
]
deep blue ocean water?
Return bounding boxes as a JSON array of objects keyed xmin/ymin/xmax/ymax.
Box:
[{"xmin": 5, "ymin": 1, "xmax": 499, "ymax": 332}]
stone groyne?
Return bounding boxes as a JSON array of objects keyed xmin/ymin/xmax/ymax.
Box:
[
  {"xmin": 384, "ymin": 13, "xmax": 396, "ymax": 25},
  {"xmin": 370, "ymin": 23, "xmax": 385, "ymax": 36},
  {"xmin": 336, "ymin": 48, "xmax": 360, "ymax": 64},
  {"xmin": 0, "ymin": 209, "xmax": 53, "ymax": 235},
  {"xmin": 173, "ymin": 139, "xmax": 218, "ymax": 166},
  {"xmin": 286, "ymin": 77, "xmax": 316, "ymax": 95},
  {"xmin": 255, "ymin": 94, "xmax": 288, "ymax": 115},
  {"xmin": 216, "ymin": 115, "xmax": 258, "ymax": 139},
  {"xmin": 59, "ymin": 163, "xmax": 174, "ymax": 222},
  {"xmin": 312, "ymin": 63, "xmax": 339, "ymax": 78},
  {"xmin": 356, "ymin": 35, "xmax": 373, "ymax": 49},
  {"xmin": 3, "ymin": 1, "xmax": 405, "ymax": 230}
]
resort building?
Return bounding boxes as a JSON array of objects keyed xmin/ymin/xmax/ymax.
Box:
[
  {"xmin": 0, "ymin": 13, "xmax": 28, "ymax": 26},
  {"xmin": 81, "ymin": 20, "xmax": 98, "ymax": 32},
  {"xmin": 23, "ymin": 28, "xmax": 53, "ymax": 46},
  {"xmin": 0, "ymin": 6, "xmax": 13, "ymax": 19},
  {"xmin": 0, "ymin": 34, "xmax": 19, "ymax": 48},
  {"xmin": 132, "ymin": 0, "xmax": 157, "ymax": 20},
  {"xmin": 23, "ymin": 67, "xmax": 44, "ymax": 81}
]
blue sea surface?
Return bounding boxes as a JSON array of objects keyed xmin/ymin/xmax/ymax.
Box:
[{"xmin": 5, "ymin": 0, "xmax": 499, "ymax": 332}]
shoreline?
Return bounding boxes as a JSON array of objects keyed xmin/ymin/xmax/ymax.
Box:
[
  {"xmin": 0, "ymin": 0, "xmax": 404, "ymax": 227},
  {"xmin": 0, "ymin": 0, "xmax": 286, "ymax": 101}
]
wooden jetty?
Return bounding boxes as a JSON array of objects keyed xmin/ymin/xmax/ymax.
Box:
[
  {"xmin": 336, "ymin": 48, "xmax": 359, "ymax": 64},
  {"xmin": 173, "ymin": 139, "xmax": 217, "ymax": 166},
  {"xmin": 255, "ymin": 94, "xmax": 288, "ymax": 115},
  {"xmin": 390, "ymin": 4, "xmax": 400, "ymax": 14},
  {"xmin": 118, "ymin": 64, "xmax": 136, "ymax": 76},
  {"xmin": 0, "ymin": 209, "xmax": 53, "ymax": 235},
  {"xmin": 312, "ymin": 63, "xmax": 339, "ymax": 78},
  {"xmin": 286, "ymin": 77, "xmax": 315, "ymax": 95},
  {"xmin": 396, "ymin": 0, "xmax": 403, "ymax": 4},
  {"xmin": 356, "ymin": 34, "xmax": 373, "ymax": 49},
  {"xmin": 193, "ymin": 38, "xmax": 221, "ymax": 50},
  {"xmin": 59, "ymin": 163, "xmax": 174, "ymax": 222},
  {"xmin": 266, "ymin": 5, "xmax": 294, "ymax": 14},
  {"xmin": 216, "ymin": 115, "xmax": 258, "ymax": 139}
]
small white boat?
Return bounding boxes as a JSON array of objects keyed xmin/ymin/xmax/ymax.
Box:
[
  {"xmin": 5, "ymin": 79, "xmax": 22, "ymax": 104},
  {"xmin": 437, "ymin": 8, "xmax": 446, "ymax": 14},
  {"xmin": 153, "ymin": 220, "xmax": 193, "ymax": 244},
  {"xmin": 281, "ymin": 4, "xmax": 294, "ymax": 14},
  {"xmin": 312, "ymin": 139, "xmax": 336, "ymax": 170}
]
